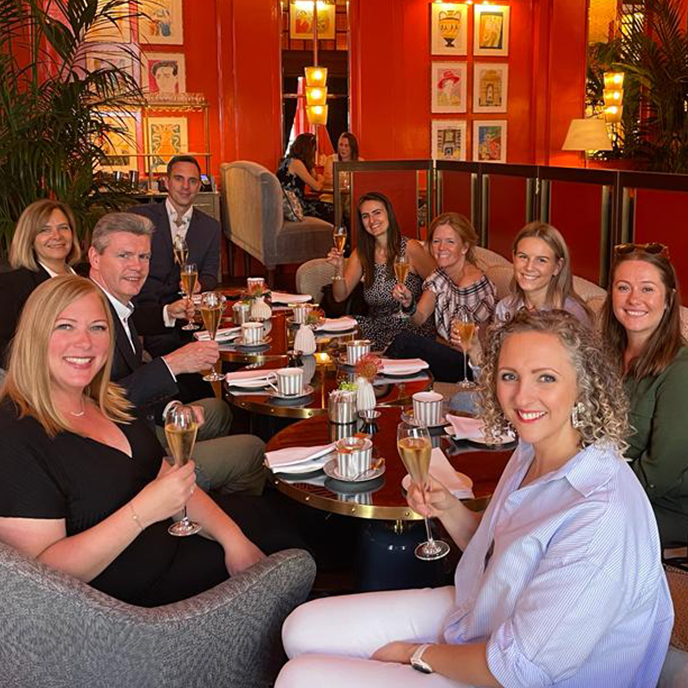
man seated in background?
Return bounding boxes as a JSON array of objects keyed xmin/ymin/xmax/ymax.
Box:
[{"xmin": 88, "ymin": 212, "xmax": 265, "ymax": 496}]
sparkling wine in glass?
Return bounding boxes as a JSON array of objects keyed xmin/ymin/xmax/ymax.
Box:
[
  {"xmin": 180, "ymin": 263, "xmax": 200, "ymax": 331},
  {"xmin": 451, "ymin": 309, "xmax": 477, "ymax": 389},
  {"xmin": 165, "ymin": 405, "xmax": 202, "ymax": 537},
  {"xmin": 397, "ymin": 421, "xmax": 450, "ymax": 561},
  {"xmin": 394, "ymin": 254, "xmax": 410, "ymax": 318},
  {"xmin": 332, "ymin": 226, "xmax": 347, "ymax": 281},
  {"xmin": 173, "ymin": 235, "xmax": 188, "ymax": 267},
  {"xmin": 200, "ymin": 291, "xmax": 226, "ymax": 382}
]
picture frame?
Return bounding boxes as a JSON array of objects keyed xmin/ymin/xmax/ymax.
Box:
[
  {"xmin": 97, "ymin": 113, "xmax": 139, "ymax": 173},
  {"xmin": 146, "ymin": 116, "xmax": 188, "ymax": 173},
  {"xmin": 142, "ymin": 52, "xmax": 186, "ymax": 95},
  {"xmin": 430, "ymin": 3, "xmax": 468, "ymax": 56},
  {"xmin": 85, "ymin": 45, "xmax": 138, "ymax": 80},
  {"xmin": 431, "ymin": 62, "xmax": 468, "ymax": 114},
  {"xmin": 84, "ymin": 1, "xmax": 131, "ymax": 43},
  {"xmin": 140, "ymin": 0, "xmax": 184, "ymax": 45},
  {"xmin": 473, "ymin": 4, "xmax": 510, "ymax": 57},
  {"xmin": 289, "ymin": 2, "xmax": 336, "ymax": 40},
  {"xmin": 473, "ymin": 63, "xmax": 508, "ymax": 113},
  {"xmin": 473, "ymin": 120, "xmax": 507, "ymax": 163},
  {"xmin": 431, "ymin": 120, "xmax": 467, "ymax": 161}
]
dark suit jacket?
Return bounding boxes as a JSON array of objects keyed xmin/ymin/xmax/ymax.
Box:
[
  {"xmin": 130, "ymin": 201, "xmax": 220, "ymax": 307},
  {"xmin": 0, "ymin": 266, "xmax": 50, "ymax": 366}
]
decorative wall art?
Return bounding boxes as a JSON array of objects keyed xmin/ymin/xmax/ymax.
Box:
[
  {"xmin": 97, "ymin": 114, "xmax": 139, "ymax": 172},
  {"xmin": 473, "ymin": 63, "xmax": 508, "ymax": 113},
  {"xmin": 473, "ymin": 120, "xmax": 507, "ymax": 163},
  {"xmin": 143, "ymin": 52, "xmax": 186, "ymax": 94},
  {"xmin": 431, "ymin": 62, "xmax": 468, "ymax": 114},
  {"xmin": 430, "ymin": 3, "xmax": 468, "ymax": 56},
  {"xmin": 85, "ymin": 45, "xmax": 138, "ymax": 80},
  {"xmin": 473, "ymin": 4, "xmax": 510, "ymax": 57},
  {"xmin": 431, "ymin": 120, "xmax": 467, "ymax": 161},
  {"xmin": 84, "ymin": 0, "xmax": 131, "ymax": 42},
  {"xmin": 146, "ymin": 117, "xmax": 188, "ymax": 172},
  {"xmin": 140, "ymin": 0, "xmax": 184, "ymax": 45},
  {"xmin": 289, "ymin": 2, "xmax": 336, "ymax": 40}
]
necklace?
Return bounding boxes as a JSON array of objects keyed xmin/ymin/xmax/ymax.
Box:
[{"xmin": 68, "ymin": 398, "xmax": 86, "ymax": 418}]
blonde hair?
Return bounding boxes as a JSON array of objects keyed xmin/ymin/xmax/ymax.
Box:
[
  {"xmin": 0, "ymin": 275, "xmax": 133, "ymax": 437},
  {"xmin": 9, "ymin": 199, "xmax": 82, "ymax": 271},
  {"xmin": 478, "ymin": 310, "xmax": 630, "ymax": 451},
  {"xmin": 427, "ymin": 212, "xmax": 479, "ymax": 265}
]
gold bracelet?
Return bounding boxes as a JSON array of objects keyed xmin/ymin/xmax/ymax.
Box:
[{"xmin": 130, "ymin": 502, "xmax": 144, "ymax": 533}]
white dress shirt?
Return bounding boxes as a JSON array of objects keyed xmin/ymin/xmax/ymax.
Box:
[
  {"xmin": 445, "ymin": 441, "xmax": 674, "ymax": 688},
  {"xmin": 38, "ymin": 262, "xmax": 76, "ymax": 278},
  {"xmin": 165, "ymin": 197, "xmax": 193, "ymax": 243}
]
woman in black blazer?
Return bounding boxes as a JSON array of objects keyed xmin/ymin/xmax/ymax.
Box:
[{"xmin": 0, "ymin": 199, "xmax": 81, "ymax": 365}]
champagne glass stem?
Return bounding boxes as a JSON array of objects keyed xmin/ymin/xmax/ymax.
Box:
[
  {"xmin": 462, "ymin": 348, "xmax": 468, "ymax": 384},
  {"xmin": 423, "ymin": 516, "xmax": 436, "ymax": 544}
]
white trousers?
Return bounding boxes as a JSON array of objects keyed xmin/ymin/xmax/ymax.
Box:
[{"xmin": 276, "ymin": 586, "xmax": 475, "ymax": 688}]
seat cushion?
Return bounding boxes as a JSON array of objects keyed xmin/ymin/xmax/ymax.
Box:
[{"xmin": 268, "ymin": 218, "xmax": 333, "ymax": 268}]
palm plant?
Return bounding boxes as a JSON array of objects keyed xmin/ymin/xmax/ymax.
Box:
[{"xmin": 0, "ymin": 0, "xmax": 145, "ymax": 256}]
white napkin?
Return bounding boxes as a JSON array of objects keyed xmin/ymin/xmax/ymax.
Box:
[
  {"xmin": 373, "ymin": 374, "xmax": 429, "ymax": 386},
  {"xmin": 402, "ymin": 447, "xmax": 474, "ymax": 498},
  {"xmin": 195, "ymin": 326, "xmax": 241, "ymax": 342},
  {"xmin": 271, "ymin": 291, "xmax": 312, "ymax": 304},
  {"xmin": 265, "ymin": 442, "xmax": 337, "ymax": 471},
  {"xmin": 445, "ymin": 414, "xmax": 515, "ymax": 444},
  {"xmin": 379, "ymin": 358, "xmax": 430, "ymax": 375},
  {"xmin": 225, "ymin": 370, "xmax": 276, "ymax": 387},
  {"xmin": 315, "ymin": 316, "xmax": 357, "ymax": 332}
]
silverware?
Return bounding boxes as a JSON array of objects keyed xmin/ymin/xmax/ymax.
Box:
[{"xmin": 351, "ymin": 457, "xmax": 385, "ymax": 481}]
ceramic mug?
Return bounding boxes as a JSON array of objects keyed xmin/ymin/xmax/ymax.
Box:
[
  {"xmin": 241, "ymin": 321, "xmax": 263, "ymax": 345},
  {"xmin": 335, "ymin": 436, "xmax": 373, "ymax": 480},
  {"xmin": 346, "ymin": 339, "xmax": 371, "ymax": 366},
  {"xmin": 412, "ymin": 391, "xmax": 444, "ymax": 427},
  {"xmin": 275, "ymin": 367, "xmax": 304, "ymax": 397}
]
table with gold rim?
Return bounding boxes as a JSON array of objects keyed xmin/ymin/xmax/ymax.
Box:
[{"xmin": 266, "ymin": 406, "xmax": 512, "ymax": 521}]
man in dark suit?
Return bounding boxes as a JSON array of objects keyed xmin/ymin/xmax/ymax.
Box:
[{"xmin": 88, "ymin": 212, "xmax": 265, "ymax": 496}]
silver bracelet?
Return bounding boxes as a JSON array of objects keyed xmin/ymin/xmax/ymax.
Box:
[{"xmin": 130, "ymin": 502, "xmax": 144, "ymax": 533}]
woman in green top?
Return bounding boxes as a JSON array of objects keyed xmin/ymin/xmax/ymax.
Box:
[{"xmin": 601, "ymin": 244, "xmax": 688, "ymax": 547}]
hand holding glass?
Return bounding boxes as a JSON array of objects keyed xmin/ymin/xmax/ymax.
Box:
[
  {"xmin": 397, "ymin": 421, "xmax": 450, "ymax": 560},
  {"xmin": 200, "ymin": 291, "xmax": 226, "ymax": 382},
  {"xmin": 394, "ymin": 255, "xmax": 410, "ymax": 318},
  {"xmin": 165, "ymin": 404, "xmax": 202, "ymax": 537},
  {"xmin": 332, "ymin": 226, "xmax": 347, "ymax": 281},
  {"xmin": 180, "ymin": 263, "xmax": 199, "ymax": 331},
  {"xmin": 451, "ymin": 309, "xmax": 477, "ymax": 389}
]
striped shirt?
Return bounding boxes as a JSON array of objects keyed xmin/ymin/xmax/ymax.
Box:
[
  {"xmin": 444, "ymin": 441, "xmax": 673, "ymax": 687},
  {"xmin": 494, "ymin": 294, "xmax": 590, "ymax": 327},
  {"xmin": 423, "ymin": 269, "xmax": 495, "ymax": 340}
]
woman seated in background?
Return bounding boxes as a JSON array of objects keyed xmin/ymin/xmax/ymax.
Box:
[
  {"xmin": 327, "ymin": 192, "xmax": 436, "ymax": 351},
  {"xmin": 323, "ymin": 132, "xmax": 361, "ymax": 191},
  {"xmin": 0, "ymin": 276, "xmax": 302, "ymax": 607},
  {"xmin": 277, "ymin": 132, "xmax": 334, "ymax": 223},
  {"xmin": 494, "ymin": 221, "xmax": 590, "ymax": 325},
  {"xmin": 601, "ymin": 243, "xmax": 688, "ymax": 549},
  {"xmin": 0, "ymin": 199, "xmax": 81, "ymax": 364},
  {"xmin": 276, "ymin": 311, "xmax": 672, "ymax": 688},
  {"xmin": 386, "ymin": 212, "xmax": 495, "ymax": 382}
]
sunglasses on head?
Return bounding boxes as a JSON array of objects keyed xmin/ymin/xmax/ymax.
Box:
[{"xmin": 613, "ymin": 242, "xmax": 670, "ymax": 259}]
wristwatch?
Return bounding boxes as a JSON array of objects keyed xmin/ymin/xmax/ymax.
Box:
[{"xmin": 410, "ymin": 643, "xmax": 434, "ymax": 674}]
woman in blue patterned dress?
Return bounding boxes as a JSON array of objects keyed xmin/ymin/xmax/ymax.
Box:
[
  {"xmin": 387, "ymin": 212, "xmax": 495, "ymax": 382},
  {"xmin": 326, "ymin": 192, "xmax": 436, "ymax": 351}
]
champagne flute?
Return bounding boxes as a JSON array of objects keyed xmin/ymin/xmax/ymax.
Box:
[
  {"xmin": 180, "ymin": 263, "xmax": 200, "ymax": 331},
  {"xmin": 200, "ymin": 291, "xmax": 226, "ymax": 382},
  {"xmin": 173, "ymin": 235, "xmax": 188, "ymax": 267},
  {"xmin": 394, "ymin": 254, "xmax": 410, "ymax": 318},
  {"xmin": 397, "ymin": 421, "xmax": 450, "ymax": 561},
  {"xmin": 451, "ymin": 308, "xmax": 477, "ymax": 389},
  {"xmin": 165, "ymin": 404, "xmax": 202, "ymax": 537},
  {"xmin": 332, "ymin": 226, "xmax": 347, "ymax": 281}
]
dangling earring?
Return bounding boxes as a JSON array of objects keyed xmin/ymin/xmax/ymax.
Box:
[{"xmin": 571, "ymin": 402, "xmax": 586, "ymax": 429}]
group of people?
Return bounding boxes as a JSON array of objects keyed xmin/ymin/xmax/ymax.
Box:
[{"xmin": 0, "ymin": 144, "xmax": 684, "ymax": 685}]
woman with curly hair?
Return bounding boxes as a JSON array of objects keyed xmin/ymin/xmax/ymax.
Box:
[
  {"xmin": 600, "ymin": 244, "xmax": 688, "ymax": 548},
  {"xmin": 276, "ymin": 311, "xmax": 672, "ymax": 688}
]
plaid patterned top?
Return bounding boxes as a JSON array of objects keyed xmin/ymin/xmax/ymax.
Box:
[{"xmin": 424, "ymin": 269, "xmax": 496, "ymax": 340}]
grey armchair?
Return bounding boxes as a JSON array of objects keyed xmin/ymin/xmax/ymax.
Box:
[
  {"xmin": 0, "ymin": 542, "xmax": 315, "ymax": 688},
  {"xmin": 220, "ymin": 160, "xmax": 333, "ymax": 285}
]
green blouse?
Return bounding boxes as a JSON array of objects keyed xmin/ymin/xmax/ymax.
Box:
[{"xmin": 626, "ymin": 346, "xmax": 688, "ymax": 547}]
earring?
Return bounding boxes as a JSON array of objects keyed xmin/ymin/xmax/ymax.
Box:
[{"xmin": 571, "ymin": 402, "xmax": 586, "ymax": 429}]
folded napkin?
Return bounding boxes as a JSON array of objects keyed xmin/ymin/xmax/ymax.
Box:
[
  {"xmin": 379, "ymin": 358, "xmax": 430, "ymax": 375},
  {"xmin": 373, "ymin": 374, "xmax": 429, "ymax": 386},
  {"xmin": 314, "ymin": 316, "xmax": 357, "ymax": 332},
  {"xmin": 195, "ymin": 326, "xmax": 241, "ymax": 342},
  {"xmin": 402, "ymin": 447, "xmax": 474, "ymax": 499},
  {"xmin": 265, "ymin": 442, "xmax": 337, "ymax": 471},
  {"xmin": 225, "ymin": 370, "xmax": 276, "ymax": 387},
  {"xmin": 445, "ymin": 414, "xmax": 515, "ymax": 444},
  {"xmin": 271, "ymin": 291, "xmax": 312, "ymax": 305}
]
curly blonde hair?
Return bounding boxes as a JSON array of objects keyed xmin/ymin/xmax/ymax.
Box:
[{"xmin": 478, "ymin": 310, "xmax": 630, "ymax": 451}]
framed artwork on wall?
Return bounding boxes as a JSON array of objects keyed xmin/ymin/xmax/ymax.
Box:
[
  {"xmin": 431, "ymin": 62, "xmax": 468, "ymax": 114},
  {"xmin": 84, "ymin": 1, "xmax": 131, "ymax": 42},
  {"xmin": 140, "ymin": 0, "xmax": 184, "ymax": 45},
  {"xmin": 85, "ymin": 44, "xmax": 138, "ymax": 81},
  {"xmin": 143, "ymin": 53, "xmax": 186, "ymax": 94},
  {"xmin": 97, "ymin": 114, "xmax": 139, "ymax": 173},
  {"xmin": 473, "ymin": 63, "xmax": 508, "ymax": 113},
  {"xmin": 289, "ymin": 2, "xmax": 336, "ymax": 40},
  {"xmin": 146, "ymin": 116, "xmax": 188, "ymax": 173},
  {"xmin": 431, "ymin": 120, "xmax": 467, "ymax": 161},
  {"xmin": 473, "ymin": 4, "xmax": 510, "ymax": 57},
  {"xmin": 473, "ymin": 120, "xmax": 507, "ymax": 163},
  {"xmin": 430, "ymin": 3, "xmax": 468, "ymax": 56}
]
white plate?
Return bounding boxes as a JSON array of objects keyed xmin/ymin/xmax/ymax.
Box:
[
  {"xmin": 323, "ymin": 458, "xmax": 386, "ymax": 483},
  {"xmin": 379, "ymin": 367, "xmax": 427, "ymax": 379},
  {"xmin": 234, "ymin": 336, "xmax": 272, "ymax": 349},
  {"xmin": 268, "ymin": 384, "xmax": 314, "ymax": 401},
  {"xmin": 401, "ymin": 410, "xmax": 448, "ymax": 429},
  {"xmin": 445, "ymin": 427, "xmax": 516, "ymax": 446},
  {"xmin": 226, "ymin": 376, "xmax": 276, "ymax": 390}
]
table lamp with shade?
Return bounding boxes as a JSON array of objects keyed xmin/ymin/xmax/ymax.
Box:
[{"xmin": 562, "ymin": 118, "xmax": 613, "ymax": 167}]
